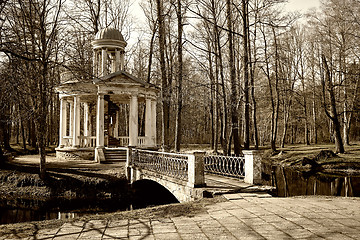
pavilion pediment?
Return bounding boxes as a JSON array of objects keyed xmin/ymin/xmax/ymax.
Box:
[{"xmin": 94, "ymin": 71, "xmax": 154, "ymax": 88}]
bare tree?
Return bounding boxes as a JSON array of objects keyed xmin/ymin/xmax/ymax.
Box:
[
  {"xmin": 1, "ymin": 0, "xmax": 64, "ymax": 178},
  {"xmin": 174, "ymin": 0, "xmax": 184, "ymax": 152},
  {"xmin": 225, "ymin": 0, "xmax": 241, "ymax": 154},
  {"xmin": 321, "ymin": 54, "xmax": 344, "ymax": 153},
  {"xmin": 156, "ymin": 0, "xmax": 171, "ymax": 150}
]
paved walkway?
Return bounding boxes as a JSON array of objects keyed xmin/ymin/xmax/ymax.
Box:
[
  {"xmin": 31, "ymin": 195, "xmax": 360, "ymax": 240},
  {"xmin": 204, "ymin": 173, "xmax": 273, "ymax": 195}
]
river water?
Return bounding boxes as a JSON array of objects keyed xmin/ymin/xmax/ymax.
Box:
[
  {"xmin": 0, "ymin": 197, "xmax": 130, "ymax": 225},
  {"xmin": 0, "ymin": 179, "xmax": 179, "ymax": 225},
  {"xmin": 272, "ymin": 166, "xmax": 360, "ymax": 197}
]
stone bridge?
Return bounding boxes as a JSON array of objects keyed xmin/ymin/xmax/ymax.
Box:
[{"xmin": 126, "ymin": 148, "xmax": 262, "ymax": 203}]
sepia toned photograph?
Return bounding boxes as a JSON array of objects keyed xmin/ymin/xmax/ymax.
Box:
[{"xmin": 0, "ymin": 0, "xmax": 359, "ymax": 239}]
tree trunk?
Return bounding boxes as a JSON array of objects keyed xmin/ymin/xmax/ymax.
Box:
[
  {"xmin": 29, "ymin": 120, "xmax": 37, "ymax": 149},
  {"xmin": 174, "ymin": 0, "xmax": 183, "ymax": 152},
  {"xmin": 21, "ymin": 116, "xmax": 27, "ymax": 151},
  {"xmin": 242, "ymin": 0, "xmax": 250, "ymax": 150},
  {"xmin": 213, "ymin": 41, "xmax": 219, "ymax": 153},
  {"xmin": 2, "ymin": 119, "xmax": 11, "ymax": 151},
  {"xmin": 344, "ymin": 77, "xmax": 359, "ymax": 145},
  {"xmin": 156, "ymin": 0, "xmax": 170, "ymax": 150},
  {"xmin": 211, "ymin": 0, "xmax": 228, "ymax": 154},
  {"xmin": 0, "ymin": 144, "xmax": 3, "ymax": 162},
  {"xmin": 312, "ymin": 75, "xmax": 318, "ymax": 144},
  {"xmin": 262, "ymin": 26, "xmax": 280, "ymax": 152},
  {"xmin": 248, "ymin": 13, "xmax": 258, "ymax": 149},
  {"xmin": 302, "ymin": 85, "xmax": 310, "ymax": 145},
  {"xmin": 281, "ymin": 102, "xmax": 290, "ymax": 148},
  {"xmin": 322, "ymin": 54, "xmax": 344, "ymax": 153},
  {"xmin": 226, "ymin": 0, "xmax": 240, "ymax": 155},
  {"xmin": 208, "ymin": 43, "xmax": 215, "ymax": 150},
  {"xmin": 38, "ymin": 61, "xmax": 48, "ymax": 179}
]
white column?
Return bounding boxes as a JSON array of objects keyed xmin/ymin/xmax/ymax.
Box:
[
  {"xmin": 145, "ymin": 98, "xmax": 152, "ymax": 146},
  {"xmin": 97, "ymin": 51, "xmax": 101, "ymax": 76},
  {"xmin": 93, "ymin": 50, "xmax": 97, "ymax": 76},
  {"xmin": 73, "ymin": 96, "xmax": 81, "ymax": 147},
  {"xmin": 151, "ymin": 99, "xmax": 157, "ymax": 146},
  {"xmin": 83, "ymin": 102, "xmax": 89, "ymax": 146},
  {"xmin": 96, "ymin": 93, "xmax": 105, "ymax": 147},
  {"xmin": 115, "ymin": 49, "xmax": 120, "ymax": 71},
  {"xmin": 58, "ymin": 97, "xmax": 67, "ymax": 148},
  {"xmin": 110, "ymin": 52, "xmax": 116, "ymax": 73},
  {"xmin": 120, "ymin": 51, "xmax": 125, "ymax": 71},
  {"xmin": 114, "ymin": 110, "xmax": 119, "ymax": 138},
  {"xmin": 129, "ymin": 94, "xmax": 138, "ymax": 146},
  {"xmin": 101, "ymin": 48, "xmax": 107, "ymax": 76},
  {"xmin": 69, "ymin": 100, "xmax": 74, "ymax": 137},
  {"xmin": 89, "ymin": 116, "xmax": 92, "ymax": 138}
]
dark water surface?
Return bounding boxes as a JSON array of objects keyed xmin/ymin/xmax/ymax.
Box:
[
  {"xmin": 0, "ymin": 197, "xmax": 130, "ymax": 225},
  {"xmin": 272, "ymin": 166, "xmax": 360, "ymax": 197},
  {"xmin": 0, "ymin": 179, "xmax": 179, "ymax": 225}
]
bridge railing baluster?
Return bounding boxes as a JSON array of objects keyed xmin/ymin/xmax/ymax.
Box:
[
  {"xmin": 204, "ymin": 154, "xmax": 245, "ymax": 179},
  {"xmin": 130, "ymin": 149, "xmax": 190, "ymax": 181}
]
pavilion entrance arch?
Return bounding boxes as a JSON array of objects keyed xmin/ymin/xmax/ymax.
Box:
[{"xmin": 55, "ymin": 27, "xmax": 159, "ymax": 162}]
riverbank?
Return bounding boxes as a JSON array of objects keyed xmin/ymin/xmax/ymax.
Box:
[
  {"xmin": 264, "ymin": 143, "xmax": 360, "ymax": 176},
  {"xmin": 0, "ymin": 154, "xmax": 129, "ymax": 201}
]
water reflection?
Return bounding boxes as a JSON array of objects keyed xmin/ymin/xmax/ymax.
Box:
[
  {"xmin": 57, "ymin": 212, "xmax": 79, "ymax": 220},
  {"xmin": 272, "ymin": 166, "xmax": 360, "ymax": 197},
  {"xmin": 0, "ymin": 197, "xmax": 128, "ymax": 225},
  {"xmin": 0, "ymin": 208, "xmax": 85, "ymax": 224},
  {"xmin": 0, "ymin": 180, "xmax": 179, "ymax": 225}
]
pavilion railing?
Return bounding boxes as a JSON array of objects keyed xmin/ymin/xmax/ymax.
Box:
[
  {"xmin": 63, "ymin": 136, "xmax": 73, "ymax": 148},
  {"xmin": 119, "ymin": 137, "xmax": 129, "ymax": 146},
  {"xmin": 130, "ymin": 149, "xmax": 189, "ymax": 181},
  {"xmin": 138, "ymin": 137, "xmax": 146, "ymax": 146},
  {"xmin": 204, "ymin": 155, "xmax": 245, "ymax": 179},
  {"xmin": 79, "ymin": 136, "xmax": 96, "ymax": 148},
  {"xmin": 118, "ymin": 136, "xmax": 148, "ymax": 147}
]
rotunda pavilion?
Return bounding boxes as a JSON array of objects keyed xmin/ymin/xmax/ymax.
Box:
[{"xmin": 55, "ymin": 28, "xmax": 158, "ymax": 162}]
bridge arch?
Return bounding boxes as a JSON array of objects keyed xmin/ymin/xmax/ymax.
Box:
[
  {"xmin": 129, "ymin": 168, "xmax": 203, "ymax": 203},
  {"xmin": 131, "ymin": 179, "xmax": 179, "ymax": 208}
]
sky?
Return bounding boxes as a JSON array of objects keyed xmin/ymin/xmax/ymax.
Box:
[
  {"xmin": 285, "ymin": 0, "xmax": 321, "ymax": 13},
  {"xmin": 129, "ymin": 0, "xmax": 321, "ymax": 19},
  {"xmin": 127, "ymin": 0, "xmax": 321, "ymax": 45}
]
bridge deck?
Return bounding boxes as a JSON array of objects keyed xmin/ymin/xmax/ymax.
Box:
[{"xmin": 204, "ymin": 173, "xmax": 273, "ymax": 196}]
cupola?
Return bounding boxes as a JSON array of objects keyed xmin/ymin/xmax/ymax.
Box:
[{"xmin": 92, "ymin": 28, "xmax": 127, "ymax": 77}]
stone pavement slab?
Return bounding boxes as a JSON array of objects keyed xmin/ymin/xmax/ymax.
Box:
[{"xmin": 33, "ymin": 196, "xmax": 360, "ymax": 240}]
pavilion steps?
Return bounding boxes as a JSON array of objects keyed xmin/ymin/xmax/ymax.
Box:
[{"xmin": 104, "ymin": 149, "xmax": 127, "ymax": 162}]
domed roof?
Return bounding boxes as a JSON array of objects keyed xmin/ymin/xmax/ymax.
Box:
[{"xmin": 95, "ymin": 28, "xmax": 125, "ymax": 42}]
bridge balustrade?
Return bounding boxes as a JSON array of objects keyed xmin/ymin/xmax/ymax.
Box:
[
  {"xmin": 126, "ymin": 148, "xmax": 262, "ymax": 202},
  {"xmin": 204, "ymin": 155, "xmax": 245, "ymax": 179},
  {"xmin": 131, "ymin": 149, "xmax": 189, "ymax": 181}
]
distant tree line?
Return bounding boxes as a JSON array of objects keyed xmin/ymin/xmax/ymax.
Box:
[
  {"xmin": 0, "ymin": 0, "xmax": 359, "ymax": 173},
  {"xmin": 130, "ymin": 0, "xmax": 359, "ymax": 154}
]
